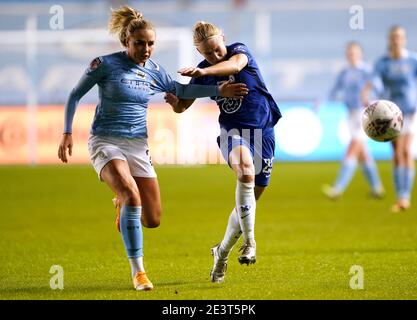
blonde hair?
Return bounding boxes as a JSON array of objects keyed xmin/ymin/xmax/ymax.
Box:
[
  {"xmin": 346, "ymin": 41, "xmax": 362, "ymax": 51},
  {"xmin": 192, "ymin": 21, "xmax": 222, "ymax": 46},
  {"xmin": 389, "ymin": 25, "xmax": 405, "ymax": 36},
  {"xmin": 108, "ymin": 6, "xmax": 154, "ymax": 47}
]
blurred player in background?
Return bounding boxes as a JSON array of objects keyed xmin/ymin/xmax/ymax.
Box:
[
  {"xmin": 164, "ymin": 21, "xmax": 281, "ymax": 283},
  {"xmin": 362, "ymin": 26, "xmax": 417, "ymax": 212},
  {"xmin": 57, "ymin": 7, "xmax": 248, "ymax": 291},
  {"xmin": 322, "ymin": 42, "xmax": 384, "ymax": 200}
]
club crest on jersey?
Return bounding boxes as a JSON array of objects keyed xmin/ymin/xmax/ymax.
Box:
[
  {"xmin": 88, "ymin": 57, "xmax": 102, "ymax": 72},
  {"xmin": 216, "ymin": 96, "xmax": 243, "ymax": 114},
  {"xmin": 136, "ymin": 70, "xmax": 146, "ymax": 78},
  {"xmin": 215, "ymin": 77, "xmax": 242, "ymax": 113}
]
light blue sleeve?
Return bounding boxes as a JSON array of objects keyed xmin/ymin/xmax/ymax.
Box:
[
  {"xmin": 371, "ymin": 59, "xmax": 385, "ymax": 96},
  {"xmin": 412, "ymin": 53, "xmax": 417, "ymax": 78},
  {"xmin": 152, "ymin": 64, "xmax": 220, "ymax": 98},
  {"xmin": 328, "ymin": 70, "xmax": 344, "ymax": 100},
  {"xmin": 63, "ymin": 57, "xmax": 106, "ymax": 133}
]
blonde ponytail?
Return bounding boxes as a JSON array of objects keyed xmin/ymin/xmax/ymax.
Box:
[
  {"xmin": 108, "ymin": 6, "xmax": 153, "ymax": 47},
  {"xmin": 193, "ymin": 21, "xmax": 222, "ymax": 46}
]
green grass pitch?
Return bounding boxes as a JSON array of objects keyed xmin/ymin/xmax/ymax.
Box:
[{"xmin": 1, "ymin": 162, "xmax": 417, "ymax": 300}]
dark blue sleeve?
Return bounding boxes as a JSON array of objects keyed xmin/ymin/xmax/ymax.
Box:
[{"xmin": 229, "ymin": 43, "xmax": 253, "ymax": 65}]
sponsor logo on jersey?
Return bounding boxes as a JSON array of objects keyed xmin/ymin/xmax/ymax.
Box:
[{"xmin": 121, "ymin": 78, "xmax": 151, "ymax": 91}]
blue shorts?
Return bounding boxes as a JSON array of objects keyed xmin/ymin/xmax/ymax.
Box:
[{"xmin": 216, "ymin": 127, "xmax": 275, "ymax": 187}]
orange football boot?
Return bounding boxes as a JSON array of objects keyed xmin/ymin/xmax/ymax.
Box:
[{"xmin": 133, "ymin": 271, "xmax": 154, "ymax": 291}]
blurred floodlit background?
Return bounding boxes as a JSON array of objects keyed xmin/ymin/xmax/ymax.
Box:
[{"xmin": 0, "ymin": 0, "xmax": 416, "ymax": 165}]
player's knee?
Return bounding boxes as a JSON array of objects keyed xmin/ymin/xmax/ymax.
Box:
[
  {"xmin": 238, "ymin": 162, "xmax": 254, "ymax": 178},
  {"xmin": 238, "ymin": 170, "xmax": 255, "ymax": 184},
  {"xmin": 147, "ymin": 218, "xmax": 160, "ymax": 228},
  {"xmin": 403, "ymin": 148, "xmax": 411, "ymax": 162},
  {"xmin": 141, "ymin": 207, "xmax": 162, "ymax": 228},
  {"xmin": 142, "ymin": 215, "xmax": 160, "ymax": 228},
  {"xmin": 395, "ymin": 154, "xmax": 406, "ymax": 165},
  {"xmin": 120, "ymin": 186, "xmax": 140, "ymax": 206}
]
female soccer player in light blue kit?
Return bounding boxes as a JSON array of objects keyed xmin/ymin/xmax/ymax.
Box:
[
  {"xmin": 363, "ymin": 26, "xmax": 417, "ymax": 212},
  {"xmin": 165, "ymin": 22, "xmax": 281, "ymax": 283},
  {"xmin": 57, "ymin": 7, "xmax": 248, "ymax": 291},
  {"xmin": 322, "ymin": 42, "xmax": 384, "ymax": 199}
]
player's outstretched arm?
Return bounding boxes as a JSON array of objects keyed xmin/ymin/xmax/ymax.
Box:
[
  {"xmin": 165, "ymin": 93, "xmax": 195, "ymax": 113},
  {"xmin": 174, "ymin": 80, "xmax": 248, "ymax": 100},
  {"xmin": 166, "ymin": 80, "xmax": 248, "ymax": 113},
  {"xmin": 178, "ymin": 54, "xmax": 248, "ymax": 78}
]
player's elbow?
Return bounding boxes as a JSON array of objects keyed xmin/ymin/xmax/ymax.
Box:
[
  {"xmin": 231, "ymin": 64, "xmax": 241, "ymax": 75},
  {"xmin": 172, "ymin": 106, "xmax": 186, "ymax": 113}
]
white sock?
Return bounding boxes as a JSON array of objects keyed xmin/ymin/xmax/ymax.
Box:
[
  {"xmin": 129, "ymin": 257, "xmax": 145, "ymax": 277},
  {"xmin": 219, "ymin": 208, "xmax": 242, "ymax": 256},
  {"xmin": 235, "ymin": 180, "xmax": 256, "ymax": 242}
]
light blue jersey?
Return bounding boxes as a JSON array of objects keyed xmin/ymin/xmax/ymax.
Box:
[
  {"xmin": 373, "ymin": 50, "xmax": 417, "ymax": 115},
  {"xmin": 64, "ymin": 51, "xmax": 219, "ymax": 138},
  {"xmin": 329, "ymin": 62, "xmax": 371, "ymax": 110}
]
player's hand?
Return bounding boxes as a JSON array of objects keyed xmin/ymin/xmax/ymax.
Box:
[
  {"xmin": 218, "ymin": 80, "xmax": 249, "ymax": 99},
  {"xmin": 58, "ymin": 133, "xmax": 73, "ymax": 163},
  {"xmin": 178, "ymin": 67, "xmax": 206, "ymax": 78},
  {"xmin": 164, "ymin": 92, "xmax": 179, "ymax": 108}
]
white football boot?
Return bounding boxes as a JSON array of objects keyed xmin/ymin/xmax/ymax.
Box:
[
  {"xmin": 210, "ymin": 244, "xmax": 228, "ymax": 283},
  {"xmin": 238, "ymin": 239, "xmax": 256, "ymax": 265}
]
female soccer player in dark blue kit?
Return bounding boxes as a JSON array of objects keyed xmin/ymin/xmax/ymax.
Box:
[
  {"xmin": 363, "ymin": 26, "xmax": 417, "ymax": 213},
  {"xmin": 57, "ymin": 8, "xmax": 248, "ymax": 291},
  {"xmin": 165, "ymin": 21, "xmax": 281, "ymax": 283}
]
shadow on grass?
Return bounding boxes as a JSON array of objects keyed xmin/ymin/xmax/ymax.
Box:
[
  {"xmin": 264, "ymin": 247, "xmax": 417, "ymax": 257},
  {"xmin": 0, "ymin": 279, "xmax": 224, "ymax": 299},
  {"xmin": 0, "ymin": 284, "xmax": 129, "ymax": 297}
]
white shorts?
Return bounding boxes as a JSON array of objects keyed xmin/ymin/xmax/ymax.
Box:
[
  {"xmin": 402, "ymin": 113, "xmax": 416, "ymax": 135},
  {"xmin": 87, "ymin": 135, "xmax": 157, "ymax": 181},
  {"xmin": 348, "ymin": 109, "xmax": 367, "ymax": 141}
]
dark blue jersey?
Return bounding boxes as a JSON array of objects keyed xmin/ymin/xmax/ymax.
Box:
[{"xmin": 190, "ymin": 43, "xmax": 281, "ymax": 132}]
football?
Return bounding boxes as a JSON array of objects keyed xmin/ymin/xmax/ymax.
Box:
[{"xmin": 362, "ymin": 100, "xmax": 403, "ymax": 142}]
